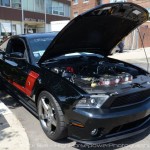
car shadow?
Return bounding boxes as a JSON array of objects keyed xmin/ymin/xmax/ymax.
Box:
[
  {"xmin": 0, "ymin": 91, "xmax": 21, "ymax": 109},
  {"xmin": 56, "ymin": 138, "xmax": 73, "ymax": 144}
]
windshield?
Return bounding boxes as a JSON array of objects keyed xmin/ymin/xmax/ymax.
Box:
[{"xmin": 29, "ymin": 36, "xmax": 56, "ymax": 62}]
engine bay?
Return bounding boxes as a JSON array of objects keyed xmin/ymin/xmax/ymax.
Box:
[{"xmin": 46, "ymin": 54, "xmax": 150, "ymax": 93}]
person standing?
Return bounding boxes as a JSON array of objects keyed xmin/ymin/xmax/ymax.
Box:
[{"xmin": 118, "ymin": 40, "xmax": 124, "ymax": 53}]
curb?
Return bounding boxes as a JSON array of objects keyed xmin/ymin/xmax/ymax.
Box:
[{"xmin": 0, "ymin": 100, "xmax": 30, "ymax": 150}]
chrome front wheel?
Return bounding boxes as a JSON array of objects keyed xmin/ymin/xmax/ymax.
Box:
[
  {"xmin": 37, "ymin": 91, "xmax": 67, "ymax": 140},
  {"xmin": 39, "ymin": 96, "xmax": 57, "ymax": 134}
]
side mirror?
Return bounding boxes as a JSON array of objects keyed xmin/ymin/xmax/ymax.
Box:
[
  {"xmin": 9, "ymin": 52, "xmax": 24, "ymax": 58},
  {"xmin": 6, "ymin": 52, "xmax": 27, "ymax": 65}
]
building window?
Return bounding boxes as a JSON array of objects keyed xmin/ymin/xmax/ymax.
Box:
[
  {"xmin": 59, "ymin": 3, "xmax": 64, "ymax": 16},
  {"xmin": 22, "ymin": 0, "xmax": 34, "ymax": 11},
  {"xmin": 52, "ymin": 1, "xmax": 64, "ymax": 16},
  {"xmin": 83, "ymin": 0, "xmax": 89, "ymax": 3},
  {"xmin": 73, "ymin": 0, "xmax": 78, "ymax": 5},
  {"xmin": 28, "ymin": 0, "xmax": 34, "ymax": 11},
  {"xmin": 1, "ymin": 22, "xmax": 11, "ymax": 34},
  {"xmin": 52, "ymin": 1, "xmax": 59, "ymax": 15},
  {"xmin": 74, "ymin": 12, "xmax": 78, "ymax": 18},
  {"xmin": 64, "ymin": 4, "xmax": 70, "ymax": 17},
  {"xmin": 12, "ymin": 24, "xmax": 17, "ymax": 35},
  {"xmin": 22, "ymin": 0, "xmax": 28, "ymax": 10},
  {"xmin": 35, "ymin": 0, "xmax": 44, "ymax": 13},
  {"xmin": 47, "ymin": 0, "xmax": 70, "ymax": 17},
  {"xmin": 12, "ymin": 0, "xmax": 21, "ymax": 9},
  {"xmin": 46, "ymin": 0, "xmax": 52, "ymax": 14},
  {"xmin": 22, "ymin": 0, "xmax": 46, "ymax": 13},
  {"xmin": 0, "ymin": 0, "xmax": 10, "ymax": 7}
]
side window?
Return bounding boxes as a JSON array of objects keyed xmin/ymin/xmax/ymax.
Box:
[
  {"xmin": 6, "ymin": 38, "xmax": 25, "ymax": 54},
  {"xmin": 0, "ymin": 38, "xmax": 10, "ymax": 51},
  {"xmin": 5, "ymin": 38, "xmax": 29, "ymax": 62}
]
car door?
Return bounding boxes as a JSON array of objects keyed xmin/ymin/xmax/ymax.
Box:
[{"xmin": 0, "ymin": 37, "xmax": 38, "ymax": 97}]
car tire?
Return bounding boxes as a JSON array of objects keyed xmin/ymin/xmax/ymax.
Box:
[{"xmin": 37, "ymin": 91, "xmax": 67, "ymax": 141}]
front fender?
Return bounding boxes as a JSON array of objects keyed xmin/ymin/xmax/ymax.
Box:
[{"xmin": 32, "ymin": 68, "xmax": 86, "ymax": 112}]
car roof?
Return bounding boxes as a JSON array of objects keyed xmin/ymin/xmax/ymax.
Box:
[{"xmin": 11, "ymin": 32, "xmax": 58, "ymax": 39}]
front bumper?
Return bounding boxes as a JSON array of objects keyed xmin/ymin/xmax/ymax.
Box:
[{"xmin": 67, "ymin": 99, "xmax": 150, "ymax": 144}]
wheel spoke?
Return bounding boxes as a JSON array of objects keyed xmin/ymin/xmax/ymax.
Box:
[
  {"xmin": 40, "ymin": 114, "xmax": 47, "ymax": 120},
  {"xmin": 47, "ymin": 121, "xmax": 52, "ymax": 131},
  {"xmin": 40, "ymin": 114, "xmax": 44, "ymax": 120},
  {"xmin": 49, "ymin": 107, "xmax": 53, "ymax": 115},
  {"xmin": 39, "ymin": 93, "xmax": 58, "ymax": 134},
  {"xmin": 41, "ymin": 98, "xmax": 49, "ymax": 112},
  {"xmin": 51, "ymin": 116, "xmax": 57, "ymax": 126}
]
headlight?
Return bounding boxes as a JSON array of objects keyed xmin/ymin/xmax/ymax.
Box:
[{"xmin": 75, "ymin": 95, "xmax": 109, "ymax": 109}]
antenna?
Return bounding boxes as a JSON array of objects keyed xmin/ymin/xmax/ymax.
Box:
[{"xmin": 137, "ymin": 27, "xmax": 149, "ymax": 73}]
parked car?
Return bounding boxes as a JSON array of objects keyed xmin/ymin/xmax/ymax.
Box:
[{"xmin": 0, "ymin": 3, "xmax": 150, "ymax": 144}]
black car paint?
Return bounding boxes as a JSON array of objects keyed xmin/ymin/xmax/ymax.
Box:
[
  {"xmin": 1, "ymin": 47, "xmax": 150, "ymax": 143},
  {"xmin": 0, "ymin": 3, "xmax": 150, "ymax": 144}
]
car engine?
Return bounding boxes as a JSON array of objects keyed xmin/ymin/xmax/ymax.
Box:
[{"xmin": 49, "ymin": 55, "xmax": 144, "ymax": 92}]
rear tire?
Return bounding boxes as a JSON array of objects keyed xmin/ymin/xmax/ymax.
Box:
[{"xmin": 37, "ymin": 91, "xmax": 67, "ymax": 141}]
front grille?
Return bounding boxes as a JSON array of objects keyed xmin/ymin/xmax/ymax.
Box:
[
  {"xmin": 111, "ymin": 89, "xmax": 150, "ymax": 108},
  {"xmin": 108, "ymin": 115, "xmax": 150, "ymax": 135}
]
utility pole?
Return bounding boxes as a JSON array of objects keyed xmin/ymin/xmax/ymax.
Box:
[
  {"xmin": 44, "ymin": 0, "xmax": 47, "ymax": 32},
  {"xmin": 21, "ymin": 0, "xmax": 24, "ymax": 34}
]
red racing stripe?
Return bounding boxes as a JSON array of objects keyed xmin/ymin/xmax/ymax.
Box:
[
  {"xmin": 11, "ymin": 71, "xmax": 39, "ymax": 96},
  {"xmin": 25, "ymin": 71, "xmax": 39, "ymax": 96}
]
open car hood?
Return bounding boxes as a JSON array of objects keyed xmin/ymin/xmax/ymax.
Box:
[{"xmin": 39, "ymin": 2, "xmax": 148, "ymax": 64}]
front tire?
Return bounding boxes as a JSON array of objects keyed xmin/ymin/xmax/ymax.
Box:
[{"xmin": 37, "ymin": 91, "xmax": 67, "ymax": 141}]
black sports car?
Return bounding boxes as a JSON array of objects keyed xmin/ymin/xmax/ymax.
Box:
[{"xmin": 0, "ymin": 3, "xmax": 150, "ymax": 144}]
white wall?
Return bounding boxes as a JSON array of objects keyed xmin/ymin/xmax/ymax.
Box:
[
  {"xmin": 16, "ymin": 24, "xmax": 22, "ymax": 35},
  {"xmin": 36, "ymin": 24, "xmax": 45, "ymax": 33},
  {"xmin": 46, "ymin": 24, "xmax": 51, "ymax": 32},
  {"xmin": 0, "ymin": 20, "xmax": 22, "ymax": 35},
  {"xmin": 50, "ymin": 20, "xmax": 69, "ymax": 31}
]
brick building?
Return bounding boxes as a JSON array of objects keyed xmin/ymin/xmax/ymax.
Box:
[
  {"xmin": 71, "ymin": 0, "xmax": 150, "ymax": 48},
  {"xmin": 71, "ymin": 0, "xmax": 109, "ymax": 18},
  {"xmin": 0, "ymin": 0, "xmax": 71, "ymax": 39},
  {"xmin": 72, "ymin": 0, "xmax": 98, "ymax": 18},
  {"xmin": 128, "ymin": 0, "xmax": 150, "ymax": 48}
]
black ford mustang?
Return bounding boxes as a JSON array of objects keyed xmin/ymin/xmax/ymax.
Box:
[{"xmin": 0, "ymin": 3, "xmax": 150, "ymax": 144}]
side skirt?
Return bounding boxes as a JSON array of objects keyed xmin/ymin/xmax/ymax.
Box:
[{"xmin": 1, "ymin": 77, "xmax": 38, "ymax": 118}]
